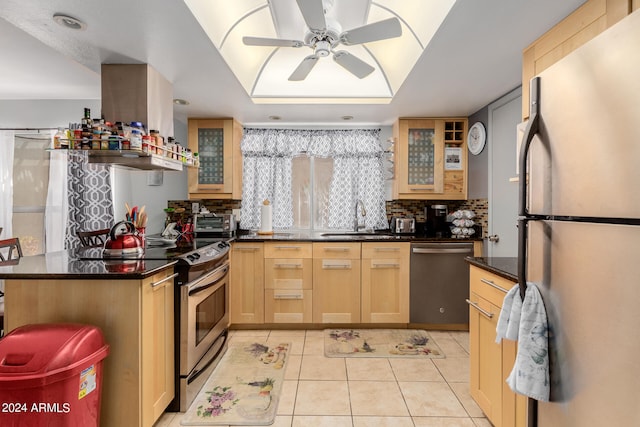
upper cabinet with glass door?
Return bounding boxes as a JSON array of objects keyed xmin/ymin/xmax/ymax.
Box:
[
  {"xmin": 188, "ymin": 118, "xmax": 243, "ymax": 199},
  {"xmin": 393, "ymin": 118, "xmax": 467, "ymax": 200}
]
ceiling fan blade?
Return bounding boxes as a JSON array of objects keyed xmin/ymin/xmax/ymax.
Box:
[
  {"xmin": 340, "ymin": 17, "xmax": 402, "ymax": 45},
  {"xmin": 289, "ymin": 55, "xmax": 320, "ymax": 81},
  {"xmin": 332, "ymin": 51, "xmax": 375, "ymax": 79},
  {"xmin": 243, "ymin": 36, "xmax": 305, "ymax": 48},
  {"xmin": 296, "ymin": 0, "xmax": 327, "ymax": 32}
]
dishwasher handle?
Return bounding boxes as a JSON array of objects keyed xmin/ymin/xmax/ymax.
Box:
[{"xmin": 412, "ymin": 247, "xmax": 473, "ymax": 254}]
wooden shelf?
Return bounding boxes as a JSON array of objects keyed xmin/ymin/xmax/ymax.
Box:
[{"xmin": 48, "ymin": 149, "xmax": 194, "ymax": 171}]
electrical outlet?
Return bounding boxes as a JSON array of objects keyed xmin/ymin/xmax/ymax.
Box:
[{"xmin": 192, "ymin": 202, "xmax": 200, "ymax": 213}]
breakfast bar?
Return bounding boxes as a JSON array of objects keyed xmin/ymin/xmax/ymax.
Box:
[{"xmin": 0, "ymin": 254, "xmax": 177, "ymax": 427}]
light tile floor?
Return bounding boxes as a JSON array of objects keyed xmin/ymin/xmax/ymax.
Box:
[{"xmin": 154, "ymin": 329, "xmax": 490, "ymax": 427}]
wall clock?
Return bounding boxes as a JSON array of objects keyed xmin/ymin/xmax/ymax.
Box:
[{"xmin": 467, "ymin": 122, "xmax": 486, "ymax": 155}]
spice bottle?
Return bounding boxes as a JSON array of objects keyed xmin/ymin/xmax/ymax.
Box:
[
  {"xmin": 150, "ymin": 130, "xmax": 160, "ymax": 155},
  {"xmin": 54, "ymin": 127, "xmax": 65, "ymax": 149},
  {"xmin": 130, "ymin": 129, "xmax": 142, "ymax": 151}
]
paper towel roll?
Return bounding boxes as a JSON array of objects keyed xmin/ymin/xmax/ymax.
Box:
[{"xmin": 260, "ymin": 204, "xmax": 272, "ymax": 232}]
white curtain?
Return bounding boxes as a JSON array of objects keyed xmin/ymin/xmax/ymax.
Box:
[
  {"xmin": 0, "ymin": 131, "xmax": 15, "ymax": 238},
  {"xmin": 240, "ymin": 129, "xmax": 297, "ymax": 229},
  {"xmin": 45, "ymin": 150, "xmax": 68, "ymax": 252},
  {"xmin": 240, "ymin": 128, "xmax": 386, "ymax": 230}
]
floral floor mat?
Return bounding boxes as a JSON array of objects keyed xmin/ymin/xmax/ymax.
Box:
[
  {"xmin": 181, "ymin": 342, "xmax": 290, "ymax": 426},
  {"xmin": 324, "ymin": 329, "xmax": 445, "ymax": 358}
]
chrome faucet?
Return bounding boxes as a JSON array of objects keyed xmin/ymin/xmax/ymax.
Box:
[{"xmin": 354, "ymin": 199, "xmax": 367, "ymax": 231}]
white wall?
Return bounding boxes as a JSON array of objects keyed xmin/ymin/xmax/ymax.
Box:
[
  {"xmin": 0, "ymin": 99, "xmax": 101, "ymax": 128},
  {"xmin": 111, "ymin": 119, "xmax": 188, "ymax": 234},
  {"xmin": 1, "ymin": 99, "xmax": 188, "ymax": 235}
]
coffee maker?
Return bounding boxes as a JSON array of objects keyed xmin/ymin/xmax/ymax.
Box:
[{"xmin": 425, "ymin": 204, "xmax": 450, "ymax": 237}]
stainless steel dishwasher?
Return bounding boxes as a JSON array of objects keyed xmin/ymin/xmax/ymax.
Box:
[{"xmin": 410, "ymin": 242, "xmax": 474, "ymax": 324}]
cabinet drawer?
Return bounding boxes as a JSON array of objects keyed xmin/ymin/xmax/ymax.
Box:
[
  {"xmin": 313, "ymin": 242, "xmax": 361, "ymax": 259},
  {"xmin": 265, "ymin": 242, "xmax": 312, "ymax": 258},
  {"xmin": 470, "ymin": 265, "xmax": 515, "ymax": 309},
  {"xmin": 265, "ymin": 258, "xmax": 312, "ymax": 290},
  {"xmin": 362, "ymin": 242, "xmax": 409, "ymax": 259},
  {"xmin": 265, "ymin": 289, "xmax": 312, "ymax": 323}
]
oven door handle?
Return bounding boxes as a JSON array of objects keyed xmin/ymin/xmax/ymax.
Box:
[{"xmin": 188, "ymin": 263, "xmax": 229, "ymax": 296}]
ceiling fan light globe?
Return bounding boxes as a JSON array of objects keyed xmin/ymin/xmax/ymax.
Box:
[{"xmin": 315, "ymin": 40, "xmax": 331, "ymax": 57}]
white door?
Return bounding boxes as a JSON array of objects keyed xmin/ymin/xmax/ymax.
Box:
[{"xmin": 487, "ymin": 87, "xmax": 521, "ymax": 257}]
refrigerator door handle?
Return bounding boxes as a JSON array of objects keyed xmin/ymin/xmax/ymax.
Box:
[
  {"xmin": 516, "ymin": 77, "xmax": 541, "ymax": 302},
  {"xmin": 517, "ymin": 218, "xmax": 528, "ymax": 301},
  {"xmin": 519, "ymin": 76, "xmax": 540, "ymax": 218}
]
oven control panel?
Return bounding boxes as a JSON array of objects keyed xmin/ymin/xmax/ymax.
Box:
[{"xmin": 178, "ymin": 241, "xmax": 230, "ymax": 266}]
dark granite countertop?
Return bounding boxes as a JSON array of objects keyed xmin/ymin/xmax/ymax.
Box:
[
  {"xmin": 0, "ymin": 251, "xmax": 176, "ymax": 280},
  {"xmin": 236, "ymin": 230, "xmax": 482, "ymax": 243},
  {"xmin": 465, "ymin": 256, "xmax": 518, "ymax": 282}
]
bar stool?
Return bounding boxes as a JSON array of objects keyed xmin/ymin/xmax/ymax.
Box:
[
  {"xmin": 0, "ymin": 237, "xmax": 23, "ymax": 337},
  {"xmin": 77, "ymin": 229, "xmax": 110, "ymax": 248},
  {"xmin": 0, "ymin": 237, "xmax": 22, "ymax": 262}
]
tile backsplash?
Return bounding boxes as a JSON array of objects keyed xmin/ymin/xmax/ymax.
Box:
[
  {"xmin": 169, "ymin": 198, "xmax": 489, "ymax": 238},
  {"xmin": 385, "ymin": 199, "xmax": 488, "ymax": 238}
]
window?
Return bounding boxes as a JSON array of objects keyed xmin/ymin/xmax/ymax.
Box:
[
  {"xmin": 11, "ymin": 134, "xmax": 51, "ymax": 255},
  {"xmin": 240, "ymin": 128, "xmax": 387, "ymax": 232},
  {"xmin": 291, "ymin": 155, "xmax": 333, "ymax": 231}
]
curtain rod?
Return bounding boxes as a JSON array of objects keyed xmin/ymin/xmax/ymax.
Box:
[
  {"xmin": 0, "ymin": 127, "xmax": 57, "ymax": 131},
  {"xmin": 243, "ymin": 127, "xmax": 382, "ymax": 131}
]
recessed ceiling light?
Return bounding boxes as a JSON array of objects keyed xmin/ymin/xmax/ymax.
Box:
[
  {"xmin": 269, "ymin": 115, "xmax": 281, "ymax": 120},
  {"xmin": 173, "ymin": 98, "xmax": 190, "ymax": 106},
  {"xmin": 342, "ymin": 115, "xmax": 354, "ymax": 121},
  {"xmin": 52, "ymin": 14, "xmax": 87, "ymax": 31}
]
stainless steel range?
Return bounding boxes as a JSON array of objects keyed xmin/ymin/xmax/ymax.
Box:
[
  {"xmin": 78, "ymin": 234, "xmax": 232, "ymax": 412},
  {"xmin": 169, "ymin": 239, "xmax": 231, "ymax": 412}
]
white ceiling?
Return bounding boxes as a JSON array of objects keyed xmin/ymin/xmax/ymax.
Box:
[{"xmin": 0, "ymin": 0, "xmax": 586, "ymax": 126}]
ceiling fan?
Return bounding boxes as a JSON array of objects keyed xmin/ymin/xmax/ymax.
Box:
[{"xmin": 242, "ymin": 0, "xmax": 402, "ymax": 81}]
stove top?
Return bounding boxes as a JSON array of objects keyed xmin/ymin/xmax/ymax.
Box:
[{"xmin": 76, "ymin": 235, "xmax": 231, "ymax": 264}]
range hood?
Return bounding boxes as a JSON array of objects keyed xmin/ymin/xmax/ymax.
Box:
[{"xmin": 97, "ymin": 64, "xmax": 181, "ymax": 171}]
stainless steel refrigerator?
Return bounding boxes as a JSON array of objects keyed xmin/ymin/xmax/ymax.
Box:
[{"xmin": 518, "ymin": 9, "xmax": 640, "ymax": 427}]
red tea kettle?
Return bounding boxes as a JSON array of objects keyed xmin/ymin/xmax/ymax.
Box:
[{"xmin": 103, "ymin": 221, "xmax": 144, "ymax": 258}]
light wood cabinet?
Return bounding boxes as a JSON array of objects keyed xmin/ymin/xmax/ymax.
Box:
[
  {"xmin": 312, "ymin": 242, "xmax": 361, "ymax": 323},
  {"xmin": 141, "ymin": 269, "xmax": 175, "ymax": 423},
  {"xmin": 264, "ymin": 242, "xmax": 313, "ymax": 323},
  {"xmin": 187, "ymin": 118, "xmax": 242, "ymax": 199},
  {"xmin": 230, "ymin": 242, "xmax": 264, "ymax": 324},
  {"xmin": 361, "ymin": 242, "xmax": 410, "ymax": 323},
  {"xmin": 228, "ymin": 240, "xmax": 412, "ymax": 326},
  {"xmin": 393, "ymin": 118, "xmax": 467, "ymax": 200},
  {"xmin": 522, "ymin": 0, "xmax": 633, "ymax": 120},
  {"xmin": 5, "ymin": 266, "xmax": 176, "ymax": 427},
  {"xmin": 468, "ymin": 265, "xmax": 526, "ymax": 427}
]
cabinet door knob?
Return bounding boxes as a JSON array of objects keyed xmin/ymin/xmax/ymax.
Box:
[{"xmin": 488, "ymin": 234, "xmax": 500, "ymax": 242}]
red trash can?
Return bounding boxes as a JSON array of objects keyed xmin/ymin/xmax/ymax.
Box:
[{"xmin": 0, "ymin": 323, "xmax": 109, "ymax": 427}]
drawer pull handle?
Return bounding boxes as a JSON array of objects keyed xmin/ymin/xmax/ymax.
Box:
[
  {"xmin": 371, "ymin": 263, "xmax": 400, "ymax": 269},
  {"xmin": 480, "ymin": 278, "xmax": 509, "ymax": 293},
  {"xmin": 322, "ymin": 260, "xmax": 351, "ymax": 269},
  {"xmin": 274, "ymin": 263, "xmax": 302, "ymax": 269},
  {"xmin": 274, "ymin": 246, "xmax": 302, "ymax": 250},
  {"xmin": 466, "ymin": 299, "xmax": 494, "ymax": 319},
  {"xmin": 374, "ymin": 247, "xmax": 400, "ymax": 252},
  {"xmin": 324, "ymin": 247, "xmax": 350, "ymax": 252},
  {"xmin": 235, "ymin": 247, "xmax": 261, "ymax": 252},
  {"xmin": 273, "ymin": 294, "xmax": 303, "ymax": 300},
  {"xmin": 151, "ymin": 273, "xmax": 179, "ymax": 288}
]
